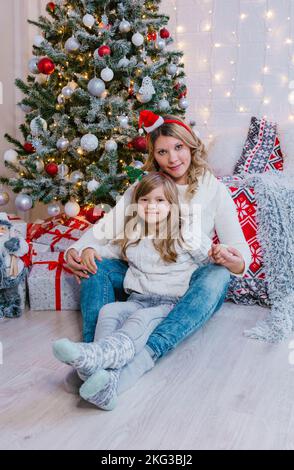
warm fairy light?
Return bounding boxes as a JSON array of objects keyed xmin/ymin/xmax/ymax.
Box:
[
  {"xmin": 285, "ymin": 38, "xmax": 293, "ymax": 45},
  {"xmin": 263, "ymin": 98, "xmax": 270, "ymax": 105},
  {"xmin": 239, "ymin": 106, "xmax": 245, "ymax": 112},
  {"xmin": 266, "ymin": 10, "xmax": 274, "ymax": 19},
  {"xmin": 289, "ymin": 115, "xmax": 294, "ymax": 121},
  {"xmin": 177, "ymin": 25, "xmax": 184, "ymax": 33},
  {"xmin": 240, "ymin": 13, "xmax": 247, "ymax": 20},
  {"xmin": 77, "ymin": 148, "xmax": 84, "ymax": 155},
  {"xmin": 226, "ymin": 91, "xmax": 231, "ymax": 97},
  {"xmin": 263, "ymin": 66, "xmax": 269, "ymax": 74},
  {"xmin": 214, "ymin": 43, "xmax": 221, "ymax": 48}
]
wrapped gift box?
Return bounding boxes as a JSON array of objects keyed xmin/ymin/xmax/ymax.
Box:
[{"xmin": 28, "ymin": 252, "xmax": 80, "ymax": 311}]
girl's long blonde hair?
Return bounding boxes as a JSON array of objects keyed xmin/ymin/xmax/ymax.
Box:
[
  {"xmin": 143, "ymin": 115, "xmax": 209, "ymax": 199},
  {"xmin": 113, "ymin": 172, "xmax": 183, "ymax": 263}
]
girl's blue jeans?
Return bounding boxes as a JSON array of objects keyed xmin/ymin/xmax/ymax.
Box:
[{"xmin": 80, "ymin": 259, "xmax": 231, "ymax": 361}]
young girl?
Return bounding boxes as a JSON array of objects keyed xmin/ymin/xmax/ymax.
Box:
[
  {"xmin": 53, "ymin": 172, "xmax": 212, "ymax": 410},
  {"xmin": 64, "ymin": 111, "xmax": 252, "ymax": 410}
]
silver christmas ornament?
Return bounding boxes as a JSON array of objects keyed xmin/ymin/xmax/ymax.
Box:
[
  {"xmin": 156, "ymin": 39, "xmax": 166, "ymax": 50},
  {"xmin": 62, "ymin": 85, "xmax": 74, "ymax": 99},
  {"xmin": 132, "ymin": 32, "xmax": 144, "ymax": 47},
  {"xmin": 87, "ymin": 179, "xmax": 100, "ymax": 192},
  {"xmin": 57, "ymin": 94, "xmax": 65, "ymax": 104},
  {"xmin": 105, "ymin": 139, "xmax": 118, "ymax": 152},
  {"xmin": 179, "ymin": 97, "xmax": 189, "ymax": 109},
  {"xmin": 70, "ymin": 170, "xmax": 84, "ymax": 183},
  {"xmin": 87, "ymin": 77, "xmax": 106, "ymax": 97},
  {"xmin": 118, "ymin": 115, "xmax": 129, "ymax": 128},
  {"xmin": 4, "ymin": 149, "xmax": 18, "ymax": 164},
  {"xmin": 118, "ymin": 56, "xmax": 130, "ymax": 68},
  {"xmin": 30, "ymin": 116, "xmax": 47, "ymax": 136},
  {"xmin": 0, "ymin": 191, "xmax": 9, "ymax": 206},
  {"xmin": 57, "ymin": 137, "xmax": 70, "ymax": 151},
  {"xmin": 101, "ymin": 67, "xmax": 114, "ymax": 82},
  {"xmin": 65, "ymin": 36, "xmax": 80, "ymax": 52},
  {"xmin": 34, "ymin": 35, "xmax": 45, "ymax": 47},
  {"xmin": 58, "ymin": 163, "xmax": 69, "ymax": 178},
  {"xmin": 47, "ymin": 202, "xmax": 61, "ymax": 217},
  {"xmin": 167, "ymin": 63, "xmax": 177, "ymax": 76},
  {"xmin": 28, "ymin": 57, "xmax": 39, "ymax": 74},
  {"xmin": 133, "ymin": 160, "xmax": 144, "ymax": 169},
  {"xmin": 35, "ymin": 159, "xmax": 45, "ymax": 173},
  {"xmin": 159, "ymin": 98, "xmax": 170, "ymax": 112},
  {"xmin": 81, "ymin": 134, "xmax": 99, "ymax": 152},
  {"xmin": 83, "ymin": 14, "xmax": 95, "ymax": 28},
  {"xmin": 15, "ymin": 194, "xmax": 33, "ymax": 212},
  {"xmin": 64, "ymin": 201, "xmax": 80, "ymax": 217},
  {"xmin": 119, "ymin": 19, "xmax": 131, "ymax": 33}
]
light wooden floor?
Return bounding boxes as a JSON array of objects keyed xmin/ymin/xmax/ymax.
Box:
[{"xmin": 1, "ymin": 302, "xmax": 294, "ymax": 450}]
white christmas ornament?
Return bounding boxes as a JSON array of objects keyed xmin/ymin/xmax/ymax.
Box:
[
  {"xmin": 70, "ymin": 170, "xmax": 84, "ymax": 183},
  {"xmin": 83, "ymin": 14, "xmax": 95, "ymax": 28},
  {"xmin": 30, "ymin": 116, "xmax": 47, "ymax": 136},
  {"xmin": 15, "ymin": 194, "xmax": 33, "ymax": 212},
  {"xmin": 139, "ymin": 76, "xmax": 155, "ymax": 96},
  {"xmin": 57, "ymin": 137, "xmax": 70, "ymax": 151},
  {"xmin": 87, "ymin": 179, "xmax": 100, "ymax": 192},
  {"xmin": 118, "ymin": 115, "xmax": 129, "ymax": 128},
  {"xmin": 28, "ymin": 57, "xmax": 39, "ymax": 74},
  {"xmin": 65, "ymin": 201, "xmax": 80, "ymax": 217},
  {"xmin": 35, "ymin": 74, "xmax": 48, "ymax": 85},
  {"xmin": 119, "ymin": 19, "xmax": 131, "ymax": 33},
  {"xmin": 4, "ymin": 149, "xmax": 18, "ymax": 164},
  {"xmin": 167, "ymin": 64, "xmax": 177, "ymax": 76},
  {"xmin": 105, "ymin": 139, "xmax": 118, "ymax": 152},
  {"xmin": 179, "ymin": 97, "xmax": 189, "ymax": 109},
  {"xmin": 34, "ymin": 35, "xmax": 45, "ymax": 47},
  {"xmin": 65, "ymin": 36, "xmax": 80, "ymax": 52},
  {"xmin": 118, "ymin": 56, "xmax": 130, "ymax": 68},
  {"xmin": 136, "ymin": 92, "xmax": 153, "ymax": 103},
  {"xmin": 81, "ymin": 134, "xmax": 99, "ymax": 152},
  {"xmin": 0, "ymin": 191, "xmax": 9, "ymax": 206},
  {"xmin": 58, "ymin": 163, "xmax": 69, "ymax": 178},
  {"xmin": 47, "ymin": 202, "xmax": 61, "ymax": 217},
  {"xmin": 133, "ymin": 160, "xmax": 144, "ymax": 169},
  {"xmin": 62, "ymin": 85, "xmax": 74, "ymax": 99},
  {"xmin": 87, "ymin": 77, "xmax": 106, "ymax": 97},
  {"xmin": 132, "ymin": 32, "xmax": 144, "ymax": 47},
  {"xmin": 101, "ymin": 67, "xmax": 114, "ymax": 82},
  {"xmin": 159, "ymin": 98, "xmax": 170, "ymax": 112},
  {"xmin": 156, "ymin": 39, "xmax": 166, "ymax": 50},
  {"xmin": 35, "ymin": 160, "xmax": 45, "ymax": 173}
]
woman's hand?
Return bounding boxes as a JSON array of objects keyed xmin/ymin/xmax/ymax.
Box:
[
  {"xmin": 80, "ymin": 248, "xmax": 102, "ymax": 276},
  {"xmin": 208, "ymin": 243, "xmax": 245, "ymax": 275},
  {"xmin": 65, "ymin": 248, "xmax": 100, "ymax": 284}
]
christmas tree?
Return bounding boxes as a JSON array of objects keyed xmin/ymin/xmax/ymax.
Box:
[{"xmin": 1, "ymin": 0, "xmax": 188, "ymax": 218}]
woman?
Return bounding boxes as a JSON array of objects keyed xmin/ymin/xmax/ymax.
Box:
[{"xmin": 64, "ymin": 111, "xmax": 252, "ymax": 408}]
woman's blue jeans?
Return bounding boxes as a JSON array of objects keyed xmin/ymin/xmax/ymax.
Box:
[{"xmin": 80, "ymin": 259, "xmax": 231, "ymax": 360}]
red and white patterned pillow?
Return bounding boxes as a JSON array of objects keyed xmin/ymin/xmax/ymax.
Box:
[
  {"xmin": 214, "ymin": 176, "xmax": 270, "ymax": 306},
  {"xmin": 234, "ymin": 116, "xmax": 284, "ymax": 175}
]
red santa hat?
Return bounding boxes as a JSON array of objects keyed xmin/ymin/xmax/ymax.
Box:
[{"xmin": 138, "ymin": 110, "xmax": 194, "ymax": 136}]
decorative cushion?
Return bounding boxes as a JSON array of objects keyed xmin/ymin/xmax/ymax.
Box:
[
  {"xmin": 234, "ymin": 116, "xmax": 284, "ymax": 175},
  {"xmin": 214, "ymin": 176, "xmax": 270, "ymax": 306}
]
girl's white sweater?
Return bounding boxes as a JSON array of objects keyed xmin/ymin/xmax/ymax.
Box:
[{"xmin": 67, "ymin": 171, "xmax": 252, "ymax": 296}]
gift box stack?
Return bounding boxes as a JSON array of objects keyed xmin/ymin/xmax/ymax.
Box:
[{"xmin": 8, "ymin": 210, "xmax": 104, "ymax": 312}]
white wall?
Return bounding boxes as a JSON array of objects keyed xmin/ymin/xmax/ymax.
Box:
[{"xmin": 161, "ymin": 0, "xmax": 294, "ymax": 142}]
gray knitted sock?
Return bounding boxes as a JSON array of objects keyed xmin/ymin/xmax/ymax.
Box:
[
  {"xmin": 53, "ymin": 333, "xmax": 135, "ymax": 377},
  {"xmin": 80, "ymin": 369, "xmax": 121, "ymax": 411}
]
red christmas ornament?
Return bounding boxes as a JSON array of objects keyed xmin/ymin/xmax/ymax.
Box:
[
  {"xmin": 147, "ymin": 31, "xmax": 157, "ymax": 41},
  {"xmin": 38, "ymin": 57, "xmax": 55, "ymax": 75},
  {"xmin": 46, "ymin": 2, "xmax": 56, "ymax": 13},
  {"xmin": 160, "ymin": 28, "xmax": 170, "ymax": 39},
  {"xmin": 45, "ymin": 162, "xmax": 58, "ymax": 176},
  {"xmin": 80, "ymin": 205, "xmax": 105, "ymax": 224},
  {"xmin": 23, "ymin": 142, "xmax": 35, "ymax": 153},
  {"xmin": 174, "ymin": 82, "xmax": 187, "ymax": 98},
  {"xmin": 130, "ymin": 136, "xmax": 148, "ymax": 152},
  {"xmin": 98, "ymin": 45, "xmax": 111, "ymax": 57}
]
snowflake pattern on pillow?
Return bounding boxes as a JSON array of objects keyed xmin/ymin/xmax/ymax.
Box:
[
  {"xmin": 234, "ymin": 116, "xmax": 284, "ymax": 175},
  {"xmin": 214, "ymin": 176, "xmax": 270, "ymax": 307}
]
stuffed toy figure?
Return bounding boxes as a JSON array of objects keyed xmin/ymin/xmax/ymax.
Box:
[{"xmin": 0, "ymin": 212, "xmax": 29, "ymax": 318}]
